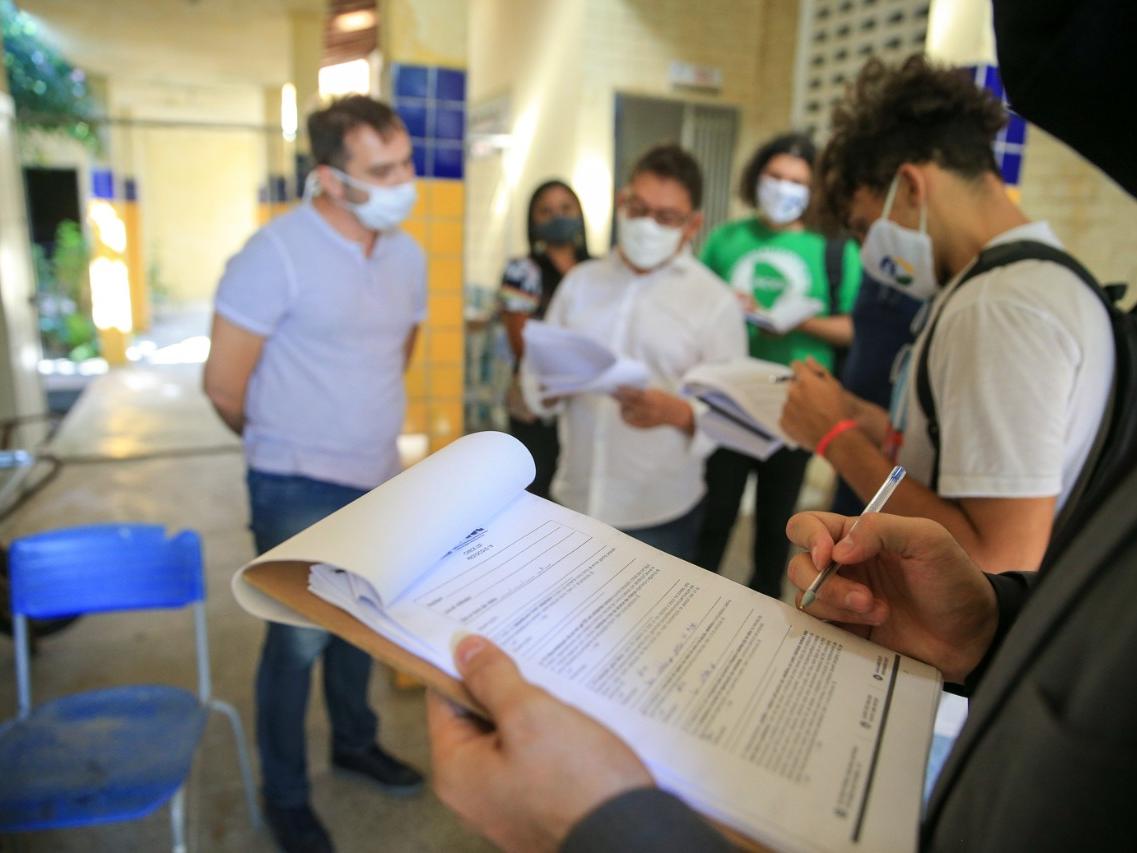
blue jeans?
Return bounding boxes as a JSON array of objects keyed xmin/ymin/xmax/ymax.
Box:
[
  {"xmin": 621, "ymin": 499, "xmax": 706, "ymax": 563},
  {"xmin": 248, "ymin": 470, "xmax": 378, "ymax": 808}
]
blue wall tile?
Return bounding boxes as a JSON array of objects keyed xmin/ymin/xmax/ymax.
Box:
[
  {"xmin": 435, "ymin": 106, "xmax": 465, "ymax": 141},
  {"xmin": 91, "ymin": 169, "xmax": 115, "ymax": 200},
  {"xmin": 412, "ymin": 143, "xmax": 429, "ymax": 178},
  {"xmin": 397, "ymin": 102, "xmax": 430, "ymax": 139},
  {"xmin": 434, "ymin": 144, "xmax": 464, "ymax": 180},
  {"xmin": 1000, "ymin": 152, "xmax": 1023, "ymax": 186},
  {"xmin": 435, "ymin": 68, "xmax": 466, "ymax": 102},
  {"xmin": 394, "ymin": 64, "xmax": 430, "ymax": 99}
]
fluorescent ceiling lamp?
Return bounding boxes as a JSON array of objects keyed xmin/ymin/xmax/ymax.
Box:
[
  {"xmin": 281, "ymin": 82, "xmax": 298, "ymax": 141},
  {"xmin": 334, "ymin": 9, "xmax": 376, "ymax": 32}
]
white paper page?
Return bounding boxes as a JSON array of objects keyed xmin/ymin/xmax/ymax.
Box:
[
  {"xmin": 683, "ymin": 358, "xmax": 798, "ymax": 451},
  {"xmin": 231, "ymin": 431, "xmax": 535, "ymax": 626},
  {"xmin": 747, "ymin": 296, "xmax": 824, "ymax": 334},
  {"xmin": 333, "ymin": 492, "xmax": 941, "ymax": 853},
  {"xmin": 523, "ymin": 321, "xmax": 649, "ymax": 396}
]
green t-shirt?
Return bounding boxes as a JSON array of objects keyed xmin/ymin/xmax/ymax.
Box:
[{"xmin": 699, "ymin": 218, "xmax": 862, "ymax": 370}]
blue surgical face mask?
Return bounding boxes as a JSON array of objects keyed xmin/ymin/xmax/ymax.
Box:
[{"xmin": 859, "ymin": 173, "xmax": 938, "ymax": 301}]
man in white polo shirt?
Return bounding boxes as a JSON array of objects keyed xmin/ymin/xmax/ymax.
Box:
[
  {"xmin": 204, "ymin": 96, "xmax": 424, "ymax": 853},
  {"xmin": 525, "ymin": 145, "xmax": 746, "ymax": 561},
  {"xmin": 778, "ymin": 56, "xmax": 1114, "ymax": 575}
]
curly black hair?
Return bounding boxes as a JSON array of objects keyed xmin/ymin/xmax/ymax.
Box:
[
  {"xmin": 817, "ymin": 54, "xmax": 1007, "ymax": 229},
  {"xmin": 738, "ymin": 132, "xmax": 816, "ymax": 207}
]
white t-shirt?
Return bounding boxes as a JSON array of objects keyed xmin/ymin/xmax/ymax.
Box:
[
  {"xmin": 214, "ymin": 203, "xmax": 426, "ymax": 490},
  {"xmin": 533, "ymin": 251, "xmax": 747, "ymax": 529},
  {"xmin": 898, "ymin": 222, "xmax": 1114, "ymax": 508}
]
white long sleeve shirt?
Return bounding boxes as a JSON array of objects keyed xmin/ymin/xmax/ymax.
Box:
[{"xmin": 529, "ymin": 250, "xmax": 746, "ymax": 529}]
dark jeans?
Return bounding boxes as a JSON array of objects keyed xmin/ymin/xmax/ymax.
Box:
[
  {"xmin": 622, "ymin": 499, "xmax": 706, "ymax": 563},
  {"xmin": 508, "ymin": 415, "xmax": 559, "ymax": 499},
  {"xmin": 248, "ymin": 469, "xmax": 379, "ymax": 808},
  {"xmin": 695, "ymin": 447, "xmax": 811, "ymax": 597}
]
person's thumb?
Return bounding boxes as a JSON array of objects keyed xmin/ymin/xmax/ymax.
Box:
[{"xmin": 453, "ymin": 634, "xmax": 534, "ymax": 719}]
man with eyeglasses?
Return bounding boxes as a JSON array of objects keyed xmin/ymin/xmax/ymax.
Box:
[{"xmin": 522, "ymin": 144, "xmax": 746, "ymax": 560}]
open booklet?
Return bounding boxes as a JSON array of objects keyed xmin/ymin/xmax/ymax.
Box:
[
  {"xmin": 746, "ymin": 295, "xmax": 825, "ymax": 335},
  {"xmin": 683, "ymin": 357, "xmax": 800, "ymax": 460},
  {"xmin": 521, "ymin": 319, "xmax": 650, "ymax": 396},
  {"xmin": 233, "ymin": 432, "xmax": 940, "ymax": 853}
]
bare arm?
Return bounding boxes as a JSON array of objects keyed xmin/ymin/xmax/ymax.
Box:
[
  {"xmin": 823, "ymin": 426, "xmax": 1057, "ymax": 572},
  {"xmin": 202, "ymin": 313, "xmax": 264, "ymax": 435},
  {"xmin": 798, "ymin": 314, "xmax": 854, "ymax": 348},
  {"xmin": 845, "ymin": 392, "xmax": 890, "ymax": 446},
  {"xmin": 501, "ymin": 311, "xmax": 527, "ymax": 361}
]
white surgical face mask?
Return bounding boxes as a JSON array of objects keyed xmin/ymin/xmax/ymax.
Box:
[
  {"xmin": 331, "ymin": 167, "xmax": 417, "ymax": 232},
  {"xmin": 617, "ymin": 210, "xmax": 685, "ymax": 271},
  {"xmin": 859, "ymin": 174, "xmax": 938, "ymax": 301},
  {"xmin": 757, "ymin": 176, "xmax": 810, "ymax": 225}
]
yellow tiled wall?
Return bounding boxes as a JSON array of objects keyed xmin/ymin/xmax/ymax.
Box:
[{"xmin": 403, "ymin": 179, "xmax": 465, "ymax": 450}]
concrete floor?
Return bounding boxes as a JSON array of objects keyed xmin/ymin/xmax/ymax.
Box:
[{"xmin": 0, "ymin": 356, "xmax": 798, "ymax": 853}]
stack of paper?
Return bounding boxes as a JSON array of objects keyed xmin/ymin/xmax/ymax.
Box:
[
  {"xmin": 746, "ymin": 295, "xmax": 824, "ymax": 335},
  {"xmin": 522, "ymin": 320, "xmax": 650, "ymax": 396},
  {"xmin": 682, "ymin": 358, "xmax": 798, "ymax": 460},
  {"xmin": 232, "ymin": 432, "xmax": 941, "ymax": 853}
]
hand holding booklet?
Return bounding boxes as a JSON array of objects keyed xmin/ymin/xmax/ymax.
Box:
[
  {"xmin": 233, "ymin": 432, "xmax": 940, "ymax": 853},
  {"xmin": 521, "ymin": 320, "xmax": 650, "ymax": 396},
  {"xmin": 746, "ymin": 294, "xmax": 825, "ymax": 335},
  {"xmin": 683, "ymin": 357, "xmax": 800, "ymax": 460}
]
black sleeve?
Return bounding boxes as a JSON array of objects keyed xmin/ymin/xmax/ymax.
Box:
[
  {"xmin": 946, "ymin": 571, "xmax": 1038, "ymax": 697},
  {"xmin": 993, "ymin": 0, "xmax": 1137, "ymax": 197},
  {"xmin": 562, "ymin": 788, "xmax": 735, "ymax": 853}
]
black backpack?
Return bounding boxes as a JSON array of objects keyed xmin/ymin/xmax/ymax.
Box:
[{"xmin": 915, "ymin": 240, "xmax": 1137, "ymax": 570}]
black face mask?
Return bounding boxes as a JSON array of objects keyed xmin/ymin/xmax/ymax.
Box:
[{"xmin": 533, "ymin": 216, "xmax": 584, "ymax": 246}]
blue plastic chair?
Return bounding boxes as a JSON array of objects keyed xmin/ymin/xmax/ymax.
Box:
[{"xmin": 0, "ymin": 524, "xmax": 259, "ymax": 850}]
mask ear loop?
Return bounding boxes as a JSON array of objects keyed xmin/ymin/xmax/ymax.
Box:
[
  {"xmin": 881, "ymin": 172, "xmax": 901, "ymax": 218},
  {"xmin": 302, "ymin": 170, "xmax": 321, "ymax": 202}
]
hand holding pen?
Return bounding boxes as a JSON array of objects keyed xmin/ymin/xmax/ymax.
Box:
[{"xmin": 800, "ymin": 466, "xmax": 906, "ymax": 609}]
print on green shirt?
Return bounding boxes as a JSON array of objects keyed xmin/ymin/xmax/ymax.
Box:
[{"xmin": 699, "ymin": 218, "xmax": 862, "ymax": 370}]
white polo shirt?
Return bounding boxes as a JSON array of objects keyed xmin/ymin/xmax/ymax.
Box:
[
  {"xmin": 214, "ymin": 203, "xmax": 426, "ymax": 490},
  {"xmin": 898, "ymin": 221, "xmax": 1114, "ymax": 508},
  {"xmin": 533, "ymin": 250, "xmax": 747, "ymax": 529}
]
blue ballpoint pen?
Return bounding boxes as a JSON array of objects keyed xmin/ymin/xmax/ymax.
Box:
[{"xmin": 799, "ymin": 465, "xmax": 906, "ymax": 610}]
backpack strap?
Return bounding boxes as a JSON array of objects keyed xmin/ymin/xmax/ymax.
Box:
[
  {"xmin": 914, "ymin": 239, "xmax": 1114, "ymax": 494},
  {"xmin": 823, "ymin": 239, "xmax": 844, "ymax": 313}
]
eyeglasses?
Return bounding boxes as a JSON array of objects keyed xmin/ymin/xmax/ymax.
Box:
[{"xmin": 621, "ymin": 196, "xmax": 691, "ymax": 229}]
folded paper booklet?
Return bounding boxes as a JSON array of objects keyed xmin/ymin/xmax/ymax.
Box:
[
  {"xmin": 746, "ymin": 295, "xmax": 825, "ymax": 335},
  {"xmin": 683, "ymin": 358, "xmax": 800, "ymax": 461},
  {"xmin": 521, "ymin": 319, "xmax": 650, "ymax": 396},
  {"xmin": 233, "ymin": 432, "xmax": 940, "ymax": 853}
]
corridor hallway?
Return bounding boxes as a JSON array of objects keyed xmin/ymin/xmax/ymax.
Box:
[{"xmin": 0, "ymin": 361, "xmax": 491, "ymax": 852}]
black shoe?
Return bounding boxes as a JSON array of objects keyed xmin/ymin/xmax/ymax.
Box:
[
  {"xmin": 331, "ymin": 744, "xmax": 426, "ymax": 796},
  {"xmin": 263, "ymin": 801, "xmax": 334, "ymax": 853}
]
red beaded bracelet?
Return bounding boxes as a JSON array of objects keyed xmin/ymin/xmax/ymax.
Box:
[{"xmin": 815, "ymin": 418, "xmax": 858, "ymax": 459}]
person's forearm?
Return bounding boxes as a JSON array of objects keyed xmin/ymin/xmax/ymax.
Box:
[
  {"xmin": 824, "ymin": 429, "xmax": 996, "ymax": 567},
  {"xmin": 844, "ymin": 393, "xmax": 889, "ymax": 446},
  {"xmin": 798, "ymin": 315, "xmax": 853, "ymax": 348},
  {"xmin": 208, "ymin": 398, "xmax": 245, "ymax": 435}
]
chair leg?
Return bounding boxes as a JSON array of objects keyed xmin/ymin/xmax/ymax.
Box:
[
  {"xmin": 170, "ymin": 784, "xmax": 188, "ymax": 853},
  {"xmin": 209, "ymin": 698, "xmax": 262, "ymax": 829}
]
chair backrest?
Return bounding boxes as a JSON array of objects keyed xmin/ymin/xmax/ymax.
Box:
[
  {"xmin": 7, "ymin": 524, "xmax": 211, "ymax": 718},
  {"xmin": 8, "ymin": 524, "xmax": 204, "ymax": 619}
]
